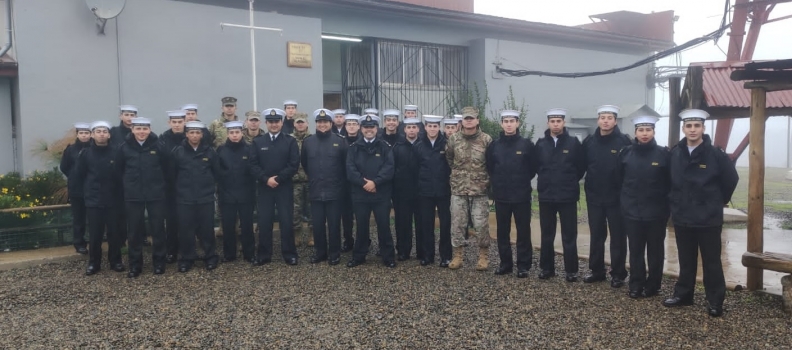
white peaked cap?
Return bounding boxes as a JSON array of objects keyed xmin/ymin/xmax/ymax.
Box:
[
  {"xmin": 168, "ymin": 110, "xmax": 187, "ymax": 118},
  {"xmin": 119, "ymin": 105, "xmax": 138, "ymax": 112},
  {"xmin": 403, "ymin": 105, "xmax": 418, "ymax": 111},
  {"xmin": 403, "ymin": 118, "xmax": 421, "ymax": 124},
  {"xmin": 344, "ymin": 114, "xmax": 360, "ymax": 121},
  {"xmin": 182, "ymin": 104, "xmax": 198, "ymax": 111},
  {"xmin": 442, "ymin": 118, "xmax": 458, "ymax": 125},
  {"xmin": 382, "ymin": 109, "xmax": 400, "ymax": 117},
  {"xmin": 364, "ymin": 108, "xmax": 379, "ymax": 115},
  {"xmin": 224, "ymin": 121, "xmax": 244, "ymax": 129},
  {"xmin": 332, "ymin": 109, "xmax": 347, "ymax": 115},
  {"xmin": 597, "ymin": 105, "xmax": 620, "ymax": 114},
  {"xmin": 283, "ymin": 100, "xmax": 298, "ymax": 106},
  {"xmin": 453, "ymin": 114, "xmax": 463, "ymax": 121},
  {"xmin": 500, "ymin": 110, "xmax": 520, "ymax": 119},
  {"xmin": 91, "ymin": 121, "xmax": 112, "ymax": 130},
  {"xmin": 185, "ymin": 121, "xmax": 206, "ymax": 129},
  {"xmin": 74, "ymin": 122, "xmax": 91, "ymax": 130},
  {"xmin": 679, "ymin": 108, "xmax": 709, "ymax": 121},
  {"xmin": 633, "ymin": 116, "xmax": 659, "ymax": 126},
  {"xmin": 546, "ymin": 108, "xmax": 567, "ymax": 117},
  {"xmin": 423, "ymin": 115, "xmax": 443, "ymax": 124},
  {"xmin": 130, "ymin": 117, "xmax": 151, "ymax": 126}
]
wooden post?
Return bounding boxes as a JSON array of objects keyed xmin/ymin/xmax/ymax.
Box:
[
  {"xmin": 668, "ymin": 77, "xmax": 682, "ymax": 146},
  {"xmin": 746, "ymin": 87, "xmax": 766, "ymax": 291}
]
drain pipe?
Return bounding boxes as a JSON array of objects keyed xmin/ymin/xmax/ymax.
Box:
[{"xmin": 0, "ymin": 0, "xmax": 12, "ymax": 57}]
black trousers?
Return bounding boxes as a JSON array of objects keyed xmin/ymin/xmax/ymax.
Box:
[
  {"xmin": 177, "ymin": 202, "xmax": 217, "ymax": 264},
  {"xmin": 257, "ymin": 185, "xmax": 297, "ymax": 261},
  {"xmin": 165, "ymin": 195, "xmax": 179, "ymax": 257},
  {"xmin": 587, "ymin": 203, "xmax": 627, "ymax": 278},
  {"xmin": 625, "ymin": 218, "xmax": 666, "ymax": 293},
  {"xmin": 495, "ymin": 201, "xmax": 533, "ymax": 270},
  {"xmin": 116, "ymin": 198, "xmax": 128, "ymax": 244},
  {"xmin": 673, "ymin": 225, "xmax": 726, "ymax": 306},
  {"xmin": 69, "ymin": 196, "xmax": 87, "ymax": 248},
  {"xmin": 393, "ymin": 196, "xmax": 424, "ymax": 259},
  {"xmin": 420, "ymin": 196, "xmax": 451, "ymax": 262},
  {"xmin": 352, "ymin": 200, "xmax": 395, "ymax": 262},
  {"xmin": 341, "ymin": 192, "xmax": 354, "ymax": 244},
  {"xmin": 126, "ymin": 200, "xmax": 166, "ymax": 269},
  {"xmin": 539, "ymin": 201, "xmax": 578, "ymax": 274},
  {"xmin": 311, "ymin": 200, "xmax": 342, "ymax": 260},
  {"xmin": 220, "ymin": 202, "xmax": 255, "ymax": 261},
  {"xmin": 86, "ymin": 207, "xmax": 122, "ymax": 267}
]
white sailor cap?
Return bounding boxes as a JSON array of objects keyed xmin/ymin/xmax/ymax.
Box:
[
  {"xmin": 74, "ymin": 122, "xmax": 91, "ymax": 131},
  {"xmin": 546, "ymin": 108, "xmax": 567, "ymax": 119},
  {"xmin": 453, "ymin": 114, "xmax": 463, "ymax": 122},
  {"xmin": 364, "ymin": 108, "xmax": 379, "ymax": 115},
  {"xmin": 679, "ymin": 109, "xmax": 709, "ymax": 122},
  {"xmin": 382, "ymin": 109, "xmax": 400, "ymax": 118},
  {"xmin": 313, "ymin": 109, "xmax": 334, "ymax": 121},
  {"xmin": 423, "ymin": 115, "xmax": 443, "ymax": 124},
  {"xmin": 283, "ymin": 100, "xmax": 298, "ymax": 107},
  {"xmin": 167, "ymin": 110, "xmax": 187, "ymax": 119},
  {"xmin": 119, "ymin": 105, "xmax": 138, "ymax": 113},
  {"xmin": 633, "ymin": 116, "xmax": 659, "ymax": 128},
  {"xmin": 130, "ymin": 117, "xmax": 151, "ymax": 126},
  {"xmin": 224, "ymin": 121, "xmax": 244, "ymax": 129},
  {"xmin": 185, "ymin": 121, "xmax": 206, "ymax": 130},
  {"xmin": 332, "ymin": 109, "xmax": 347, "ymax": 115},
  {"xmin": 91, "ymin": 121, "xmax": 112, "ymax": 130},
  {"xmin": 345, "ymin": 114, "xmax": 361, "ymax": 122},
  {"xmin": 443, "ymin": 118, "xmax": 458, "ymax": 125},
  {"xmin": 500, "ymin": 110, "xmax": 520, "ymax": 120},
  {"xmin": 404, "ymin": 105, "xmax": 418, "ymax": 111},
  {"xmin": 182, "ymin": 104, "xmax": 198, "ymax": 111},
  {"xmin": 262, "ymin": 108, "xmax": 286, "ymax": 120},
  {"xmin": 597, "ymin": 105, "xmax": 620, "ymax": 115},
  {"xmin": 403, "ymin": 118, "xmax": 421, "ymax": 125}
]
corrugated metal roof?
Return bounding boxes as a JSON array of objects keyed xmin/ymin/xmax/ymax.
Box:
[{"xmin": 694, "ymin": 61, "xmax": 792, "ymax": 109}]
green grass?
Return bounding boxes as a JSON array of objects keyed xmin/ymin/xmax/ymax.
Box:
[{"xmin": 730, "ymin": 167, "xmax": 792, "ymax": 211}]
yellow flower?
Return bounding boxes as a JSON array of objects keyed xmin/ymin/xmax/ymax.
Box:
[
  {"xmin": 1, "ymin": 187, "xmax": 7, "ymax": 194},
  {"xmin": 26, "ymin": 194, "xmax": 30, "ymax": 197},
  {"xmin": 20, "ymin": 213, "xmax": 29, "ymax": 219},
  {"xmin": 15, "ymin": 195, "xmax": 21, "ymax": 201}
]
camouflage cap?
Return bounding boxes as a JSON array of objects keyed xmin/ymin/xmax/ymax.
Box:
[
  {"xmin": 461, "ymin": 106, "xmax": 479, "ymax": 118},
  {"xmin": 221, "ymin": 96, "xmax": 237, "ymax": 106},
  {"xmin": 245, "ymin": 110, "xmax": 262, "ymax": 120},
  {"xmin": 294, "ymin": 112, "xmax": 308, "ymax": 123}
]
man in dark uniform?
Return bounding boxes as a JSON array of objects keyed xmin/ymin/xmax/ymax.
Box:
[
  {"xmin": 76, "ymin": 121, "xmax": 124, "ymax": 275},
  {"xmin": 443, "ymin": 118, "xmax": 458, "ymax": 138},
  {"xmin": 397, "ymin": 105, "xmax": 425, "ymax": 137},
  {"xmin": 582, "ymin": 105, "xmax": 632, "ymax": 287},
  {"xmin": 60, "ymin": 122, "xmax": 92, "ymax": 254},
  {"xmin": 249, "ymin": 108, "xmax": 300, "ymax": 266},
  {"xmin": 282, "ymin": 100, "xmax": 298, "ymax": 135},
  {"xmin": 110, "ymin": 105, "xmax": 137, "ymax": 246},
  {"xmin": 392, "ymin": 118, "xmax": 422, "ymax": 261},
  {"xmin": 160, "ymin": 110, "xmax": 187, "ymax": 263},
  {"xmin": 618, "ymin": 115, "xmax": 670, "ymax": 299},
  {"xmin": 302, "ymin": 109, "xmax": 349, "ymax": 265},
  {"xmin": 346, "ymin": 115, "xmax": 397, "ymax": 268},
  {"xmin": 662, "ymin": 109, "xmax": 738, "ymax": 317},
  {"xmin": 216, "ymin": 121, "xmax": 256, "ymax": 263},
  {"xmin": 416, "ymin": 116, "xmax": 452, "ymax": 267},
  {"xmin": 182, "ymin": 104, "xmax": 213, "ymax": 145},
  {"xmin": 116, "ymin": 117, "xmax": 168, "ymax": 277},
  {"xmin": 486, "ymin": 110, "xmax": 537, "ymax": 278},
  {"xmin": 170, "ymin": 121, "xmax": 222, "ymax": 272},
  {"xmin": 331, "ymin": 109, "xmax": 347, "ymax": 136},
  {"xmin": 535, "ymin": 108, "xmax": 586, "ymax": 282},
  {"xmin": 341, "ymin": 114, "xmax": 361, "ymax": 251},
  {"xmin": 379, "ymin": 109, "xmax": 400, "ymax": 147}
]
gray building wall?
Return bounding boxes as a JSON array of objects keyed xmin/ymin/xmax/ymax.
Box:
[
  {"xmin": 13, "ymin": 0, "xmax": 323, "ymax": 172},
  {"xmin": 0, "ymin": 78, "xmax": 13, "ymax": 174}
]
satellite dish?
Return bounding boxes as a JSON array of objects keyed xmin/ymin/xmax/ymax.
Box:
[{"xmin": 86, "ymin": 0, "xmax": 126, "ymax": 20}]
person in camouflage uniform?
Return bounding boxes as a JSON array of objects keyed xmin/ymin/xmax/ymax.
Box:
[
  {"xmin": 291, "ymin": 112, "xmax": 312, "ymax": 247},
  {"xmin": 208, "ymin": 97, "xmax": 239, "ymax": 148},
  {"xmin": 445, "ymin": 106, "xmax": 492, "ymax": 271},
  {"xmin": 242, "ymin": 111, "xmax": 266, "ymax": 144}
]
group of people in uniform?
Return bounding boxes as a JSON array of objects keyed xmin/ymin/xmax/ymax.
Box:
[{"xmin": 58, "ymin": 97, "xmax": 738, "ymax": 317}]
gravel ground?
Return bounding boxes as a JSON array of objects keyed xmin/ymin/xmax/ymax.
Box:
[{"xmin": 1, "ymin": 236, "xmax": 791, "ymax": 349}]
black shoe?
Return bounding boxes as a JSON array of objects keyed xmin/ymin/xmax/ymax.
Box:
[
  {"xmin": 611, "ymin": 278, "xmax": 625, "ymax": 288},
  {"xmin": 643, "ymin": 289, "xmax": 660, "ymax": 298},
  {"xmin": 243, "ymin": 256, "xmax": 255, "ymax": 263},
  {"xmin": 166, "ymin": 255, "xmax": 177, "ymax": 264},
  {"xmin": 178, "ymin": 264, "xmax": 192, "ymax": 273},
  {"xmin": 494, "ymin": 264, "xmax": 513, "ymax": 275},
  {"xmin": 565, "ymin": 273, "xmax": 578, "ymax": 282},
  {"xmin": 127, "ymin": 269, "xmax": 141, "ymax": 278},
  {"xmin": 707, "ymin": 305, "xmax": 723, "ymax": 317},
  {"xmin": 222, "ymin": 257, "xmax": 237, "ymax": 263},
  {"xmin": 439, "ymin": 259, "xmax": 451, "ymax": 268},
  {"xmin": 310, "ymin": 255, "xmax": 327, "ymax": 264},
  {"xmin": 153, "ymin": 266, "xmax": 165, "ymax": 275},
  {"xmin": 142, "ymin": 238, "xmax": 151, "ymax": 247},
  {"xmin": 346, "ymin": 259, "xmax": 364, "ymax": 268},
  {"xmin": 516, "ymin": 269, "xmax": 529, "ymax": 278},
  {"xmin": 252, "ymin": 258, "xmax": 271, "ymax": 266},
  {"xmin": 583, "ymin": 273, "xmax": 607, "ymax": 283},
  {"xmin": 341, "ymin": 241, "xmax": 354, "ymax": 252},
  {"xmin": 397, "ymin": 255, "xmax": 409, "ymax": 262},
  {"xmin": 111, "ymin": 263, "xmax": 125, "ymax": 272},
  {"xmin": 85, "ymin": 265, "xmax": 100, "ymax": 276},
  {"xmin": 662, "ymin": 296, "xmax": 694, "ymax": 307},
  {"xmin": 420, "ymin": 259, "xmax": 433, "ymax": 266},
  {"xmin": 206, "ymin": 262, "xmax": 217, "ymax": 271},
  {"xmin": 384, "ymin": 260, "xmax": 396, "ymax": 268},
  {"xmin": 285, "ymin": 257, "xmax": 298, "ymax": 266},
  {"xmin": 538, "ymin": 270, "xmax": 556, "ymax": 279},
  {"xmin": 328, "ymin": 257, "xmax": 341, "ymax": 266},
  {"xmin": 629, "ymin": 290, "xmax": 644, "ymax": 299},
  {"xmin": 75, "ymin": 246, "xmax": 88, "ymax": 255}
]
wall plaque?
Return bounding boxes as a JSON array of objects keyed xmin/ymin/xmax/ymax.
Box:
[{"xmin": 287, "ymin": 42, "xmax": 312, "ymax": 68}]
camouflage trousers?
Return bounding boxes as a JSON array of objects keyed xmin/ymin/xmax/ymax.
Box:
[
  {"xmin": 293, "ymin": 182, "xmax": 311, "ymax": 234},
  {"xmin": 450, "ymin": 195, "xmax": 490, "ymax": 248}
]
